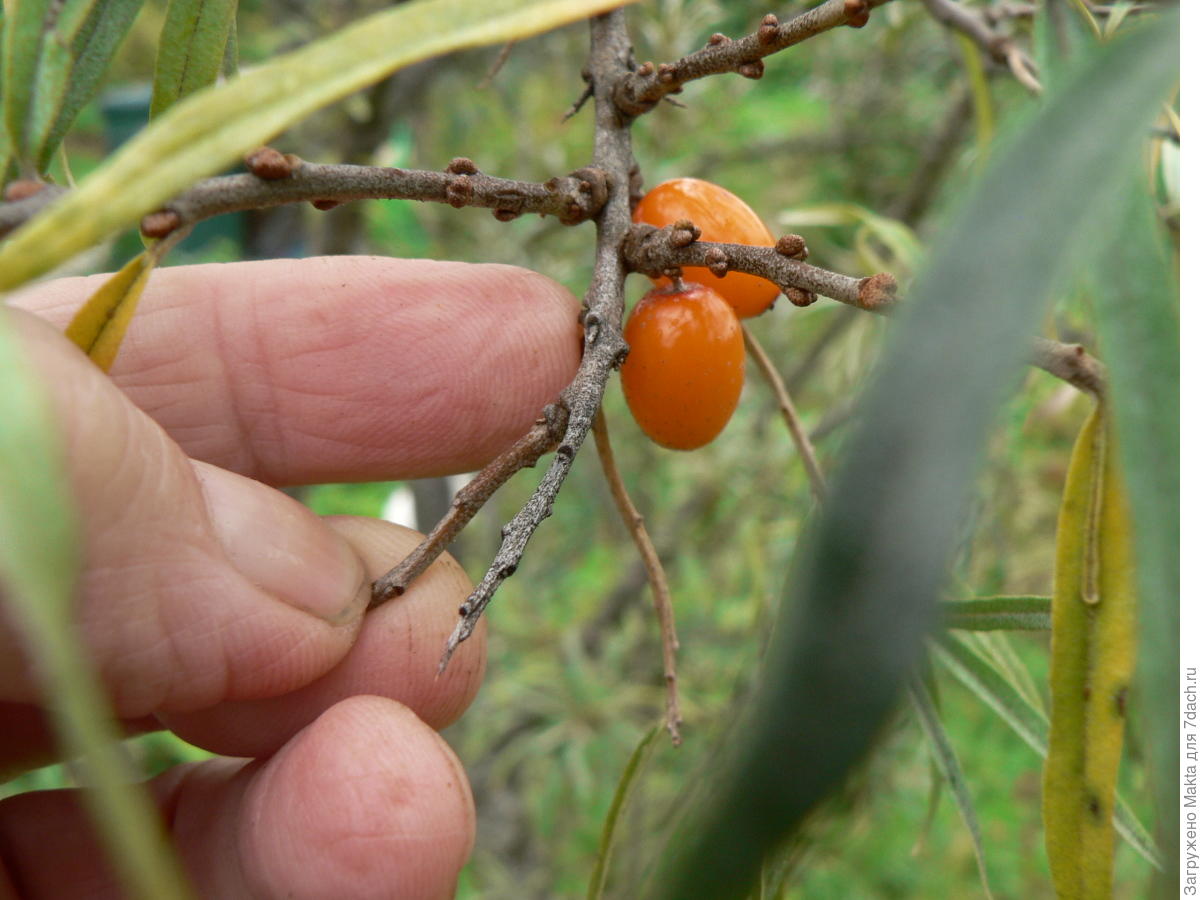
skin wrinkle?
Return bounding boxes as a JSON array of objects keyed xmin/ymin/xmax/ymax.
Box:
[
  {"xmin": 0, "ymin": 256, "xmax": 559, "ymax": 894},
  {"xmin": 214, "ymin": 265, "xmax": 277, "ymax": 479},
  {"xmin": 157, "ymin": 520, "xmax": 481, "ymax": 758},
  {"xmin": 237, "ymin": 699, "xmax": 470, "ymax": 898},
  {"xmin": 88, "ymin": 562, "xmax": 233, "ymax": 715},
  {"xmin": 10, "ymin": 258, "xmax": 580, "ymax": 484}
]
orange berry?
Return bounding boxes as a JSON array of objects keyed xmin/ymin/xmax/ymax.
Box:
[
  {"xmin": 620, "ymin": 282, "xmax": 745, "ymax": 450},
  {"xmin": 633, "ymin": 177, "xmax": 778, "ymax": 318}
]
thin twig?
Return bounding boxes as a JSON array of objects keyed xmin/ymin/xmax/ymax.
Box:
[
  {"xmin": 562, "ymin": 80, "xmax": 595, "ymax": 122},
  {"xmin": 888, "ymin": 86, "xmax": 973, "ymax": 225},
  {"xmin": 369, "ymin": 402, "xmax": 570, "ymax": 607},
  {"xmin": 742, "ymin": 326, "xmax": 829, "ymax": 503},
  {"xmin": 477, "ymin": 40, "xmax": 517, "ymax": 89},
  {"xmin": 614, "ymin": 0, "xmax": 896, "ymax": 118},
  {"xmin": 1029, "ymin": 336, "xmax": 1106, "ymax": 398},
  {"xmin": 919, "ymin": 0, "xmax": 1042, "ymax": 94},
  {"xmin": 0, "ymin": 159, "xmax": 611, "ymax": 240},
  {"xmin": 434, "ymin": 10, "xmax": 638, "ymax": 671},
  {"xmin": 592, "ymin": 408, "xmax": 681, "ymax": 745},
  {"xmin": 623, "ymin": 221, "xmax": 897, "ymax": 313},
  {"xmin": 0, "ymin": 184, "xmax": 69, "ymax": 239},
  {"xmin": 977, "ymin": 1, "xmax": 1158, "ymax": 20}
]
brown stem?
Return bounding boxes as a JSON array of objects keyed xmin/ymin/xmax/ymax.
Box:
[
  {"xmin": 742, "ymin": 327, "xmax": 828, "ymax": 503},
  {"xmin": 919, "ymin": 0, "xmax": 1042, "ymax": 94},
  {"xmin": 623, "ymin": 222, "xmax": 897, "ymax": 313},
  {"xmin": 592, "ymin": 409, "xmax": 682, "ymax": 745},
  {"xmin": 0, "ymin": 160, "xmax": 610, "ymax": 241},
  {"xmin": 369, "ymin": 401, "xmax": 570, "ymax": 607},
  {"xmin": 435, "ymin": 10, "xmax": 639, "ymax": 671},
  {"xmin": 615, "ymin": 0, "xmax": 896, "ymax": 118},
  {"xmin": 477, "ymin": 40, "xmax": 517, "ymax": 89},
  {"xmin": 1030, "ymin": 336, "xmax": 1106, "ymax": 398},
  {"xmin": 0, "ymin": 184, "xmax": 68, "ymax": 239}
]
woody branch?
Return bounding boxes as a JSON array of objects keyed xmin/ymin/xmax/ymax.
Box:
[
  {"xmin": 0, "ymin": 153, "xmax": 610, "ymax": 241},
  {"xmin": 623, "ymin": 221, "xmax": 897, "ymax": 312},
  {"xmin": 614, "ymin": 0, "xmax": 895, "ymax": 117}
]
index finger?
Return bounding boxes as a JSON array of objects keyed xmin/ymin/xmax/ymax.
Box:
[{"xmin": 11, "ymin": 256, "xmax": 581, "ymax": 485}]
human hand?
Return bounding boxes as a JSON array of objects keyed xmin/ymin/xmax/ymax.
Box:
[{"xmin": 0, "ymin": 256, "xmax": 581, "ymax": 898}]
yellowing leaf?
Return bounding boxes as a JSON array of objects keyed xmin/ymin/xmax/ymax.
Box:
[
  {"xmin": 1043, "ymin": 404, "xmax": 1138, "ymax": 900},
  {"xmin": 0, "ymin": 286, "xmax": 193, "ymax": 898},
  {"xmin": 0, "ymin": 0, "xmax": 629, "ymax": 292},
  {"xmin": 63, "ymin": 240, "xmax": 170, "ymax": 370}
]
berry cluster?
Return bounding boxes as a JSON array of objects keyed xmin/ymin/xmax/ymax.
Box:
[{"xmin": 621, "ymin": 178, "xmax": 776, "ymax": 450}]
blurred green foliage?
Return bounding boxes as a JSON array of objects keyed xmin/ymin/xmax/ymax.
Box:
[{"xmin": 2, "ymin": 1, "xmax": 1174, "ymax": 897}]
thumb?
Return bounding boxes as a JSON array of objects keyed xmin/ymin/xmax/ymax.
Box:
[{"xmin": 0, "ymin": 308, "xmax": 367, "ymax": 717}]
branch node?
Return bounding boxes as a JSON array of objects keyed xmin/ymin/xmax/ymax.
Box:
[
  {"xmin": 446, "ymin": 157, "xmax": 479, "ymax": 175},
  {"xmin": 703, "ymin": 246, "xmax": 729, "ymax": 277},
  {"xmin": 140, "ymin": 209, "xmax": 182, "ymax": 238},
  {"xmin": 637, "ymin": 60, "xmax": 654, "ymax": 76},
  {"xmin": 737, "ymin": 59, "xmax": 766, "ymax": 80},
  {"xmin": 758, "ymin": 13, "xmax": 782, "ymax": 45},
  {"xmin": 613, "ymin": 341, "xmax": 630, "ymax": 368},
  {"xmin": 493, "ymin": 207, "xmax": 520, "ymax": 222},
  {"xmin": 3, "ymin": 179, "xmax": 46, "ymax": 202},
  {"xmin": 774, "ymin": 233, "xmax": 809, "ymax": 259},
  {"xmin": 669, "ymin": 219, "xmax": 701, "ymax": 247},
  {"xmin": 244, "ymin": 146, "xmax": 296, "ymax": 180},
  {"xmin": 844, "ymin": 0, "xmax": 871, "ymax": 27},
  {"xmin": 657, "ymin": 62, "xmax": 678, "ymax": 83},
  {"xmin": 785, "ymin": 286, "xmax": 818, "ymax": 307},
  {"xmin": 707, "ymin": 32, "xmax": 732, "ymax": 46},
  {"xmin": 311, "ymin": 199, "xmax": 341, "ymax": 211},
  {"xmin": 583, "ymin": 309, "xmax": 604, "ymax": 346},
  {"xmin": 446, "ymin": 175, "xmax": 474, "ymax": 208},
  {"xmin": 857, "ymin": 272, "xmax": 898, "ymax": 309}
]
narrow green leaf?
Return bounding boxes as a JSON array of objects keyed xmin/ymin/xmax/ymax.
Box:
[
  {"xmin": 912, "ymin": 756, "xmax": 944, "ymax": 856},
  {"xmin": 955, "ymin": 33, "xmax": 994, "ymax": 163},
  {"xmin": 777, "ymin": 202, "xmax": 923, "ymax": 273},
  {"xmin": 150, "ymin": 0, "xmax": 238, "ymax": 119},
  {"xmin": 4, "ymin": 0, "xmax": 144, "ymax": 173},
  {"xmin": 975, "ymin": 631, "xmax": 1046, "ymax": 719},
  {"xmin": 0, "ymin": 11, "xmax": 13, "ymax": 185},
  {"xmin": 941, "ymin": 596, "xmax": 1051, "ymax": 631},
  {"xmin": 1065, "ymin": 0, "xmax": 1104, "ymax": 41},
  {"xmin": 587, "ymin": 725, "xmax": 664, "ymax": 900},
  {"xmin": 0, "ymin": 308, "xmax": 193, "ymax": 897},
  {"xmin": 0, "ymin": 0, "xmax": 630, "ymax": 291},
  {"xmin": 908, "ymin": 678, "xmax": 994, "ymax": 900},
  {"xmin": 1090, "ymin": 182, "xmax": 1179, "ymax": 890},
  {"xmin": 932, "ymin": 633, "xmax": 1163, "ymax": 871},
  {"xmin": 643, "ymin": 15, "xmax": 1176, "ymax": 899},
  {"xmin": 222, "ymin": 13, "xmax": 239, "ymax": 79},
  {"xmin": 1103, "ymin": 2, "xmax": 1136, "ymax": 40}
]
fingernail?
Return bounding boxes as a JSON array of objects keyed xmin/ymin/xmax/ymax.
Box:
[{"xmin": 194, "ymin": 463, "xmax": 366, "ymax": 623}]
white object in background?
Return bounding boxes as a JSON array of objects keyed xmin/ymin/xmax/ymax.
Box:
[
  {"xmin": 381, "ymin": 484, "xmax": 416, "ymax": 529},
  {"xmin": 381, "ymin": 474, "xmax": 474, "ymax": 530}
]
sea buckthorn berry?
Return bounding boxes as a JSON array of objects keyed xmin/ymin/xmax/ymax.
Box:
[
  {"xmin": 620, "ymin": 282, "xmax": 745, "ymax": 450},
  {"xmin": 633, "ymin": 177, "xmax": 778, "ymax": 318}
]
